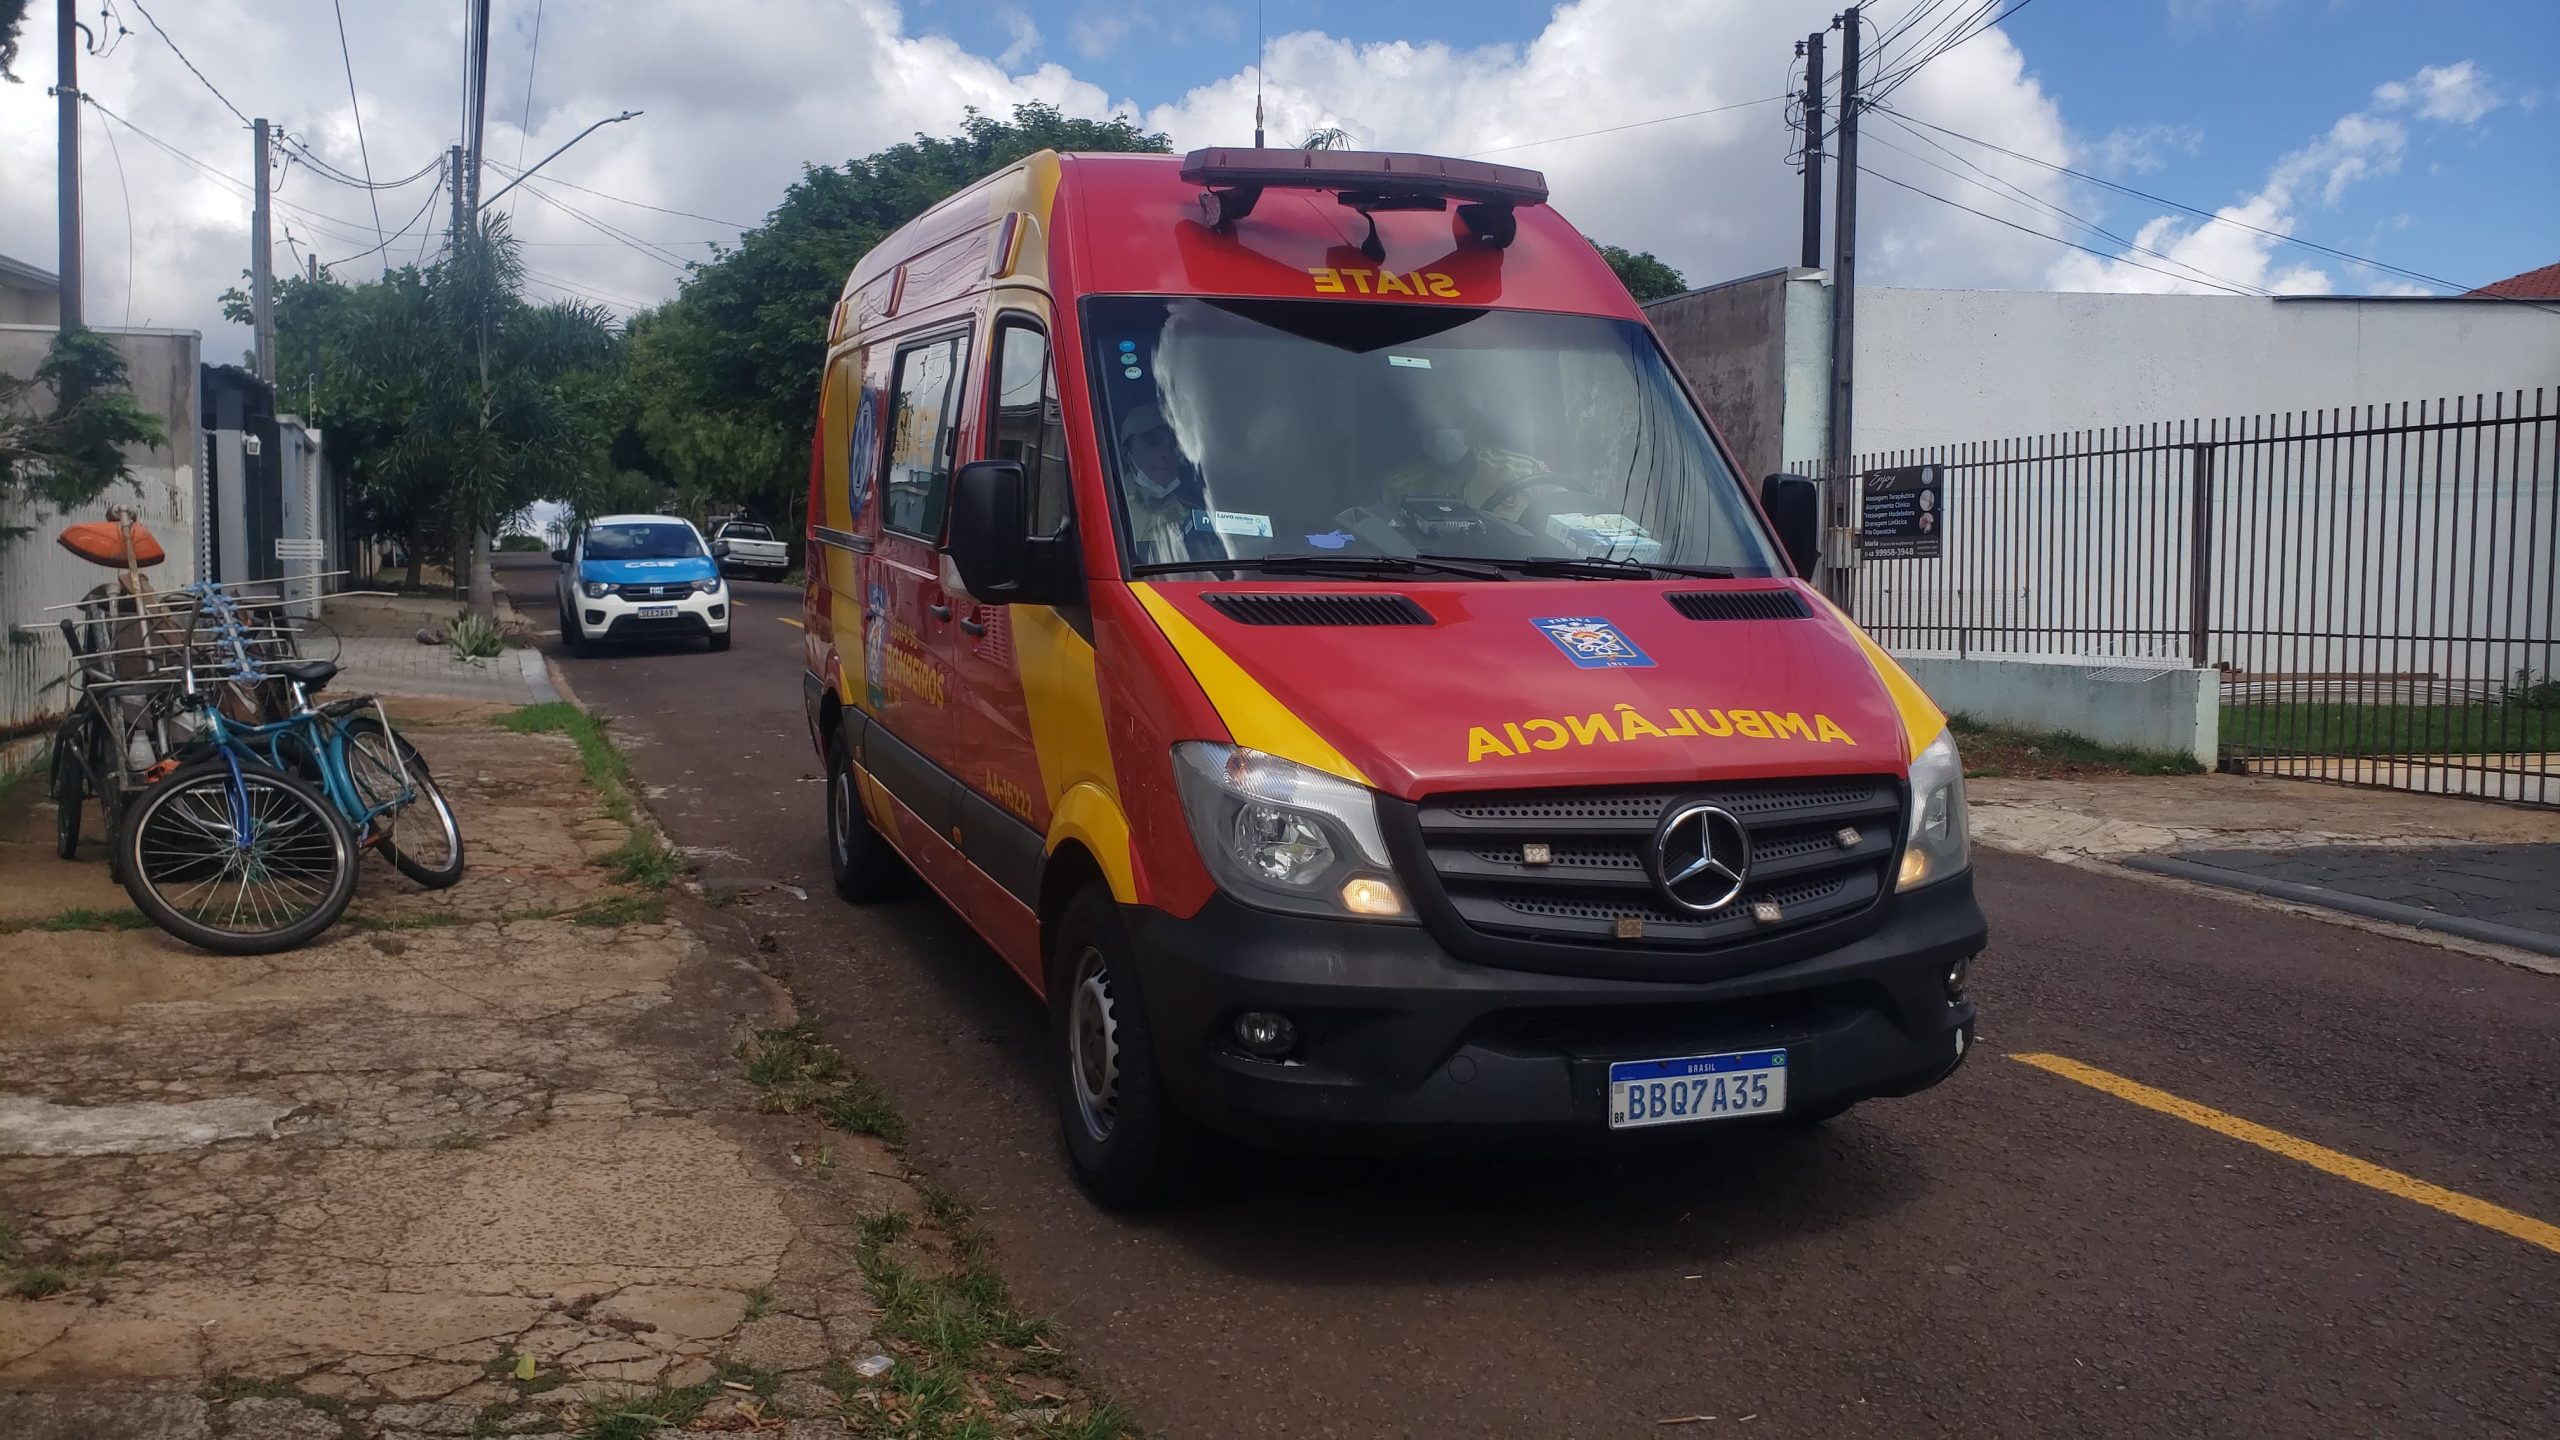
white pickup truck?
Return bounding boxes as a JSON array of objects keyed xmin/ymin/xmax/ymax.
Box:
[{"xmin": 709, "ymin": 519, "xmax": 791, "ymax": 581}]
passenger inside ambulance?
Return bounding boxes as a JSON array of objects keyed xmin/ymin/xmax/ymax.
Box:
[{"xmin": 1096, "ymin": 295, "xmax": 1782, "ymax": 579}]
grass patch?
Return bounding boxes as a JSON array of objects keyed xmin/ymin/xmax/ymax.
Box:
[
  {"xmin": 2220, "ymin": 701, "xmax": 2559, "ymax": 758},
  {"xmin": 10, "ymin": 1268, "xmax": 66, "ymax": 1300},
  {"xmin": 605, "ymin": 831, "xmax": 686, "ymax": 889},
  {"xmin": 572, "ymin": 1380, "xmax": 719, "ymax": 1440},
  {"xmin": 1948, "ymin": 715, "xmax": 2204, "ymax": 779},
  {"xmin": 742, "ymin": 1284, "xmax": 773, "ymax": 1322},
  {"xmin": 0, "ymin": 907, "xmax": 152, "ymax": 935},
  {"xmin": 814, "ymin": 1077, "xmax": 907, "ymax": 1145},
  {"xmin": 738, "ymin": 1024, "xmax": 899, "ymax": 1140},
  {"xmin": 569, "ymin": 893, "xmax": 669, "ymax": 927},
  {"xmin": 740, "ymin": 1023, "xmax": 845, "ymax": 1089}
]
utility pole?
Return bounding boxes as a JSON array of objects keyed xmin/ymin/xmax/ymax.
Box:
[
  {"xmin": 1825, "ymin": 6, "xmax": 1862, "ymax": 495},
  {"xmin": 448, "ymin": 144, "xmax": 466, "ymax": 247},
  {"xmin": 252, "ymin": 118, "xmax": 275, "ymax": 384},
  {"xmin": 55, "ymin": 0, "xmax": 82, "ymax": 327},
  {"xmin": 463, "ymin": 0, "xmax": 493, "ymax": 222},
  {"xmin": 305, "ymin": 253, "xmax": 321, "ymax": 418},
  {"xmin": 1798, "ymin": 29, "xmax": 1826, "ymax": 271}
]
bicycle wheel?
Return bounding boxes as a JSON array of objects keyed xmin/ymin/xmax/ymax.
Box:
[
  {"xmin": 341, "ymin": 716, "xmax": 467, "ymax": 889},
  {"xmin": 117, "ymin": 757, "xmax": 358, "ymax": 954},
  {"xmin": 50, "ymin": 713, "xmax": 91, "ymax": 860}
]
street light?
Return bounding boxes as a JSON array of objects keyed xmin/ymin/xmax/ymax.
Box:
[{"xmin": 477, "ymin": 110, "xmax": 643, "ymax": 215}]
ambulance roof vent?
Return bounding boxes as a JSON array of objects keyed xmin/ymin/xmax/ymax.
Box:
[
  {"xmin": 1202, "ymin": 592, "xmax": 1434, "ymax": 628},
  {"xmin": 1665, "ymin": 589, "xmax": 1813, "ymax": 622}
]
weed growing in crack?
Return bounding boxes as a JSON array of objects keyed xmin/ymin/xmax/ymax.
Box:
[
  {"xmin": 570, "ymin": 893, "xmax": 668, "ymax": 927},
  {"xmin": 607, "ymin": 831, "xmax": 686, "ymax": 889},
  {"xmin": 495, "ymin": 704, "xmax": 687, "ymax": 889},
  {"xmin": 713, "ymin": 1360, "xmax": 782, "ymax": 1397},
  {"xmin": 814, "ymin": 1078, "xmax": 906, "ymax": 1145},
  {"xmin": 742, "ymin": 1284, "xmax": 773, "ymax": 1321},
  {"xmin": 571, "ymin": 1380, "xmax": 719, "ymax": 1440}
]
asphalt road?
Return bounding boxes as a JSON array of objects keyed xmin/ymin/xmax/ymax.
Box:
[{"xmin": 499, "ymin": 553, "xmax": 2560, "ymax": 1439}]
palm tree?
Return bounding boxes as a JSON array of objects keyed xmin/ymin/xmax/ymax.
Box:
[{"xmin": 360, "ymin": 215, "xmax": 615, "ymax": 618}]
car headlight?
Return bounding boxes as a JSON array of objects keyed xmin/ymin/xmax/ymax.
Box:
[
  {"xmin": 1897, "ymin": 728, "xmax": 1971, "ymax": 891},
  {"xmin": 1171, "ymin": 742, "xmax": 1410, "ymax": 921},
  {"xmin": 692, "ymin": 578, "xmax": 722, "ymax": 594},
  {"xmin": 581, "ymin": 580, "xmax": 617, "ymax": 599}
]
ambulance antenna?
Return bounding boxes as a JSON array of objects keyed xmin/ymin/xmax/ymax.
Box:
[{"xmin": 1253, "ymin": 1, "xmax": 1266, "ymax": 148}]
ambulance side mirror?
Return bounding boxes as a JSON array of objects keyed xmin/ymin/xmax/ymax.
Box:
[
  {"xmin": 949, "ymin": 460, "xmax": 1078, "ymax": 607},
  {"xmin": 1761, "ymin": 473, "xmax": 1822, "ymax": 579}
]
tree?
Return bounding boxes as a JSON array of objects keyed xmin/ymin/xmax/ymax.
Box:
[
  {"xmin": 625, "ymin": 102, "xmax": 1171, "ymax": 540},
  {"xmin": 1595, "ymin": 243, "xmax": 1689, "ymax": 303},
  {"xmin": 0, "ymin": 0, "xmax": 28, "ymax": 83},
  {"xmin": 1, "ymin": 327, "xmax": 168, "ymax": 543}
]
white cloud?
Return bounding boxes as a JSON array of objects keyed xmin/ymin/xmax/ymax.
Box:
[
  {"xmin": 0, "ymin": 0, "xmax": 2080, "ymax": 352},
  {"xmin": 2372, "ymin": 60, "xmax": 2501, "ymax": 125},
  {"xmin": 1068, "ymin": 11, "xmax": 1132, "ymax": 60},
  {"xmin": 996, "ymin": 8, "xmax": 1042, "ymax": 70},
  {"xmin": 2094, "ymin": 122, "xmax": 2204, "ymax": 176},
  {"xmin": 2049, "ymin": 61, "xmax": 2503, "ymax": 296}
]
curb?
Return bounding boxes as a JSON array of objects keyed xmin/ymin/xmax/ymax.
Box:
[
  {"xmin": 2119, "ymin": 855, "xmax": 2560, "ymax": 959},
  {"xmin": 518, "ymin": 646, "xmax": 559, "ymax": 703}
]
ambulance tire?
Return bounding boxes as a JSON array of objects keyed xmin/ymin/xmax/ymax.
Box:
[
  {"xmin": 1051, "ymin": 883, "xmax": 1198, "ymax": 1209},
  {"xmin": 825, "ymin": 731, "xmax": 908, "ymax": 902}
]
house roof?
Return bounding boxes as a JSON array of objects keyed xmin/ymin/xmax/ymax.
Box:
[
  {"xmin": 2465, "ymin": 261, "xmax": 2560, "ymax": 299},
  {"xmin": 0, "ymin": 252, "xmax": 61, "ymax": 289}
]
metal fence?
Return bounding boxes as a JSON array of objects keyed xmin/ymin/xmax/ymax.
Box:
[{"xmin": 1800, "ymin": 388, "xmax": 2557, "ymax": 806}]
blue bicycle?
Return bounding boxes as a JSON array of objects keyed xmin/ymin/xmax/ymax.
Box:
[{"xmin": 115, "ymin": 584, "xmax": 465, "ymax": 953}]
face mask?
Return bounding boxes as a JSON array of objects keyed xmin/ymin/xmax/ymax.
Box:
[
  {"xmin": 1126, "ymin": 463, "xmax": 1176, "ymax": 503},
  {"xmin": 1424, "ymin": 428, "xmax": 1469, "ymax": 466}
]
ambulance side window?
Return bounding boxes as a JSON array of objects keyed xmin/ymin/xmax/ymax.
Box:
[
  {"xmin": 883, "ymin": 333, "xmax": 965, "ymax": 540},
  {"xmin": 990, "ymin": 319, "xmax": 1070, "ymax": 537}
]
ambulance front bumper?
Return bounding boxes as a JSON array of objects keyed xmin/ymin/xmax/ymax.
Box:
[{"xmin": 1123, "ymin": 872, "xmax": 1984, "ymax": 1153}]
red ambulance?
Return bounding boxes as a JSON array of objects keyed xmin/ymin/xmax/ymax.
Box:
[{"xmin": 802, "ymin": 147, "xmax": 1984, "ymax": 1206}]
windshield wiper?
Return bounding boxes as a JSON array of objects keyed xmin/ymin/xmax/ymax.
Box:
[
  {"xmin": 1416, "ymin": 553, "xmax": 1740, "ymax": 581},
  {"xmin": 1133, "ymin": 553, "xmax": 1508, "ymax": 581}
]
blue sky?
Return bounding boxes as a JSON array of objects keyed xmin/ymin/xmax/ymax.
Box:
[
  {"xmin": 5, "ymin": 0, "xmax": 2552, "ymax": 350},
  {"xmin": 914, "ymin": 0, "xmax": 2559, "ymax": 295}
]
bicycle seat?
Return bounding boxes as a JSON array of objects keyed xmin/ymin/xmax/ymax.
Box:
[{"xmin": 278, "ymin": 659, "xmax": 340, "ymax": 692}]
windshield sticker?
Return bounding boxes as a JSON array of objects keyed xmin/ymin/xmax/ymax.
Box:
[
  {"xmin": 1387, "ymin": 355, "xmax": 1433, "ymax": 369},
  {"xmin": 1211, "ymin": 511, "xmax": 1273, "ymax": 538},
  {"xmin": 1309, "ymin": 267, "xmax": 1461, "ymax": 298},
  {"xmin": 1465, "ymin": 706, "xmax": 1858, "ymax": 763},
  {"xmin": 1531, "ymin": 616, "xmax": 1654, "ymax": 670},
  {"xmin": 1305, "ymin": 529, "xmax": 1354, "ymax": 550}
]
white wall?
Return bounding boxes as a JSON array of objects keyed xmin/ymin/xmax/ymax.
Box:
[
  {"xmin": 0, "ymin": 325, "xmax": 202, "ymax": 742},
  {"xmin": 1895, "ymin": 653, "xmax": 2218, "ymax": 767},
  {"xmin": 1850, "ymin": 290, "xmax": 2560, "ymax": 454}
]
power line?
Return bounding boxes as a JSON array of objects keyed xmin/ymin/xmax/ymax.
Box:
[
  {"xmin": 1868, "ymin": 0, "xmax": 2045, "ymax": 105},
  {"xmin": 1859, "ymin": 162, "xmax": 2263, "ymax": 296},
  {"xmin": 329, "ymin": 0, "xmax": 385, "ymax": 253},
  {"xmin": 512, "ymin": 0, "xmax": 548, "ymax": 218},
  {"xmin": 80, "ymin": 95, "xmax": 381, "ymax": 249},
  {"xmin": 1860, "ymin": 120, "xmax": 2271, "ymax": 295},
  {"xmin": 278, "ymin": 139, "xmax": 440, "ymax": 191},
  {"xmin": 492, "ymin": 169, "xmax": 696, "ymax": 270},
  {"xmin": 1464, "ymin": 94, "xmax": 1791, "ymax": 158},
  {"xmin": 1876, "ymin": 105, "xmax": 2506, "ymax": 296},
  {"xmin": 94, "ymin": 100, "xmax": 135, "ymax": 325},
  {"xmin": 482, "ymin": 166, "xmax": 751, "ymax": 230},
  {"xmin": 126, "ymin": 0, "xmax": 249, "ymax": 128},
  {"xmin": 323, "ymin": 175, "xmax": 451, "ymax": 269}
]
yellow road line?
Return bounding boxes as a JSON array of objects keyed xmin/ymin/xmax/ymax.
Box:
[
  {"xmin": 776, "ymin": 615, "xmax": 804, "ymax": 630},
  {"xmin": 2011, "ymin": 1052, "xmax": 2560, "ymax": 1257}
]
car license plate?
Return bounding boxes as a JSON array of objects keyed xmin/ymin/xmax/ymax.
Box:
[
  {"xmin": 1607, "ymin": 1049, "xmax": 1787, "ymax": 1129},
  {"xmin": 637, "ymin": 605, "xmax": 677, "ymax": 619}
]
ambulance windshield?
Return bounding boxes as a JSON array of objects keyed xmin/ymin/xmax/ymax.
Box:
[{"xmin": 1088, "ymin": 296, "xmax": 1783, "ymax": 578}]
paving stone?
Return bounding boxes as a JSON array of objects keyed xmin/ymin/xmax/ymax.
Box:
[
  {"xmin": 0, "ymin": 1390, "xmax": 213, "ymax": 1440},
  {"xmin": 726, "ymin": 1314, "xmax": 830, "ymax": 1373},
  {"xmin": 217, "ymin": 1396, "xmax": 346, "ymax": 1440},
  {"xmin": 364, "ymin": 1401, "xmax": 477, "ymax": 1434}
]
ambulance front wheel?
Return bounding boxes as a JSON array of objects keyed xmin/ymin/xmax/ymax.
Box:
[
  {"xmin": 1051, "ymin": 883, "xmax": 1199, "ymax": 1209},
  {"xmin": 824, "ymin": 730, "xmax": 909, "ymax": 902}
]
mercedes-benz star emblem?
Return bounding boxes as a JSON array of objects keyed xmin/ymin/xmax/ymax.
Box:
[{"xmin": 1649, "ymin": 803, "xmax": 1752, "ymax": 913}]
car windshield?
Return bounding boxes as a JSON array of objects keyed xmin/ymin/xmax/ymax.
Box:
[
  {"xmin": 722, "ymin": 523, "xmax": 774, "ymax": 541},
  {"xmin": 1085, "ymin": 297, "xmax": 1782, "ymax": 578},
  {"xmin": 586, "ymin": 523, "xmax": 703, "ymax": 560}
]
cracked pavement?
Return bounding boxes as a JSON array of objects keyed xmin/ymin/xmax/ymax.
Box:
[{"xmin": 0, "ymin": 704, "xmax": 916, "ymax": 1437}]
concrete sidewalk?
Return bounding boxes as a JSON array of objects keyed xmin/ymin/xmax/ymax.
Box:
[{"xmin": 1968, "ymin": 772, "xmax": 2560, "ymax": 968}]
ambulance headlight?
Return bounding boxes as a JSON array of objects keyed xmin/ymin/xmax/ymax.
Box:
[
  {"xmin": 1897, "ymin": 728, "xmax": 1971, "ymax": 891},
  {"xmin": 1172, "ymin": 742, "xmax": 1409, "ymax": 921}
]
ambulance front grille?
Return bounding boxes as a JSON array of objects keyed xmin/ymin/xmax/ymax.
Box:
[{"xmin": 1409, "ymin": 776, "xmax": 1902, "ymax": 960}]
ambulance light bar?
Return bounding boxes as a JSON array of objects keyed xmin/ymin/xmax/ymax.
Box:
[{"xmin": 1180, "ymin": 148, "xmax": 1548, "ymax": 247}]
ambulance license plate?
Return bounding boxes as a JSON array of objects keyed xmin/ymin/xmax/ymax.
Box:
[
  {"xmin": 1607, "ymin": 1049, "xmax": 1787, "ymax": 1129},
  {"xmin": 637, "ymin": 605, "xmax": 677, "ymax": 619}
]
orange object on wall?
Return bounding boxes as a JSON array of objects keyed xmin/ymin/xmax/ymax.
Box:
[{"xmin": 55, "ymin": 520, "xmax": 167, "ymax": 568}]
